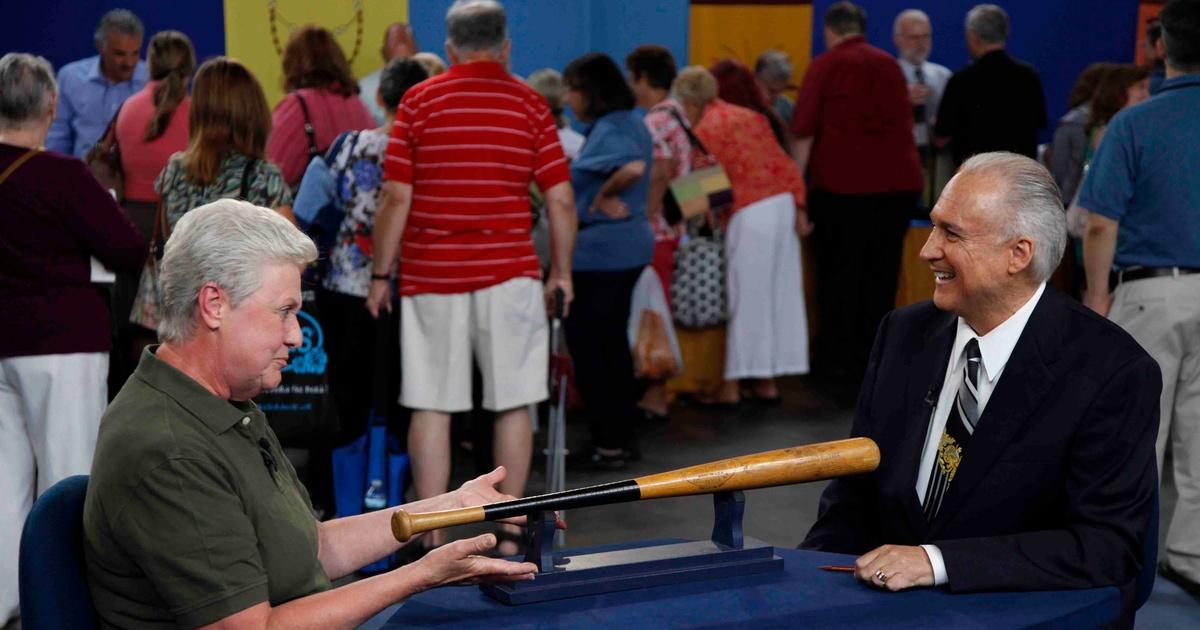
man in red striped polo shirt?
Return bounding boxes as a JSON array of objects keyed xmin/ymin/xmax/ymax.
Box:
[{"xmin": 368, "ymin": 0, "xmax": 577, "ymax": 553}]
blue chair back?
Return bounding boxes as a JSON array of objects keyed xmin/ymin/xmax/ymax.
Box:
[
  {"xmin": 18, "ymin": 475, "xmax": 97, "ymax": 630},
  {"xmin": 1135, "ymin": 486, "xmax": 1159, "ymax": 610}
]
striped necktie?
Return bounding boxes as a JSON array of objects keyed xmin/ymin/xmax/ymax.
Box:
[{"xmin": 923, "ymin": 338, "xmax": 982, "ymax": 522}]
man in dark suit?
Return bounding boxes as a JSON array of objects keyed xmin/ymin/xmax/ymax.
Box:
[
  {"xmin": 802, "ymin": 152, "xmax": 1160, "ymax": 620},
  {"xmin": 934, "ymin": 4, "xmax": 1046, "ymax": 166}
]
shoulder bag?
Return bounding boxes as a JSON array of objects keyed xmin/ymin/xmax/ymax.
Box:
[
  {"xmin": 662, "ymin": 108, "xmax": 734, "ymax": 223},
  {"xmin": 84, "ymin": 104, "xmax": 126, "ymax": 201},
  {"xmin": 130, "ymin": 157, "xmax": 259, "ymax": 330},
  {"xmin": 0, "ymin": 148, "xmax": 39, "ymax": 186},
  {"xmin": 295, "ymin": 130, "xmax": 361, "ymax": 282}
]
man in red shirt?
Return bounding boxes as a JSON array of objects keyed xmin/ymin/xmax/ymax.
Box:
[
  {"xmin": 368, "ymin": 0, "xmax": 577, "ymax": 552},
  {"xmin": 792, "ymin": 1, "xmax": 923, "ymax": 386}
]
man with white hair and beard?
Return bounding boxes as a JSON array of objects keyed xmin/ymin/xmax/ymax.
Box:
[
  {"xmin": 803, "ymin": 152, "xmax": 1159, "ymax": 626},
  {"xmin": 893, "ymin": 9, "xmax": 952, "ymax": 207}
]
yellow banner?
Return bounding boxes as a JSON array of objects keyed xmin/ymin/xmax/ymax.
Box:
[
  {"xmin": 224, "ymin": 0, "xmax": 409, "ymax": 107},
  {"xmin": 689, "ymin": 3, "xmax": 813, "ymax": 89}
]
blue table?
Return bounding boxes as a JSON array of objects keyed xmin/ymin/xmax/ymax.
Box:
[{"xmin": 381, "ymin": 541, "xmax": 1120, "ymax": 628}]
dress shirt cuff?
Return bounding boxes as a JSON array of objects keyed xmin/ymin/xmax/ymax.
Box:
[{"xmin": 920, "ymin": 544, "xmax": 949, "ymax": 586}]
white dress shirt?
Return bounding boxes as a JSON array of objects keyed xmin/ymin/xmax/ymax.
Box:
[
  {"xmin": 916, "ymin": 282, "xmax": 1047, "ymax": 585},
  {"xmin": 897, "ymin": 58, "xmax": 952, "ymax": 147}
]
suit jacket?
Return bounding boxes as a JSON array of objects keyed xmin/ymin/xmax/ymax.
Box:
[
  {"xmin": 934, "ymin": 50, "xmax": 1047, "ymax": 166},
  {"xmin": 802, "ymin": 286, "xmax": 1160, "ymax": 619}
]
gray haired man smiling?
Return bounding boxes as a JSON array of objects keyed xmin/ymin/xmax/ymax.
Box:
[{"xmin": 804, "ymin": 153, "xmax": 1159, "ymax": 626}]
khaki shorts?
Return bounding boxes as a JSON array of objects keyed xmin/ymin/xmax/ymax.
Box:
[{"xmin": 401, "ymin": 277, "xmax": 548, "ymax": 413}]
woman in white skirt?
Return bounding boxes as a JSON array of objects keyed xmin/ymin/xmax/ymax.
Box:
[{"xmin": 676, "ymin": 65, "xmax": 810, "ymax": 403}]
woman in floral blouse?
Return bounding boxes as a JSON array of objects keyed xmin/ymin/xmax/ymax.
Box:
[
  {"xmin": 675, "ymin": 65, "xmax": 811, "ymax": 405},
  {"xmin": 156, "ymin": 58, "xmax": 292, "ymax": 229},
  {"xmin": 293, "ymin": 58, "xmax": 429, "ymax": 503}
]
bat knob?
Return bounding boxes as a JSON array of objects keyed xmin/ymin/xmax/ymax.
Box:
[{"xmin": 391, "ymin": 509, "xmax": 414, "ymax": 542}]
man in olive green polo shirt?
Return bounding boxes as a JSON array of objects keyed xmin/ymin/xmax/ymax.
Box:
[{"xmin": 84, "ymin": 199, "xmax": 539, "ymax": 629}]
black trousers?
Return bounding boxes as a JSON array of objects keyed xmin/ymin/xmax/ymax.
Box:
[
  {"xmin": 564, "ymin": 268, "xmax": 643, "ymax": 451},
  {"xmin": 316, "ymin": 288, "xmax": 403, "ymax": 441},
  {"xmin": 308, "ymin": 288, "xmax": 403, "ymax": 509},
  {"xmin": 108, "ymin": 200, "xmax": 158, "ymax": 399},
  {"xmin": 808, "ymin": 190, "xmax": 916, "ymax": 379}
]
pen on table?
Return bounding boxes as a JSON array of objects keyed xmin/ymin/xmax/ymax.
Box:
[{"xmin": 819, "ymin": 565, "xmax": 856, "ymax": 572}]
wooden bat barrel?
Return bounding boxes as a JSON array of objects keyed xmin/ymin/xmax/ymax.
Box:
[{"xmin": 390, "ymin": 437, "xmax": 879, "ymax": 542}]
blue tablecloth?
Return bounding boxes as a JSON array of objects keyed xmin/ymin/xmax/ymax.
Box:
[{"xmin": 380, "ymin": 541, "xmax": 1119, "ymax": 628}]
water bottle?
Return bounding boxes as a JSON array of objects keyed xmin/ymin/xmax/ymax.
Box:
[{"xmin": 363, "ymin": 479, "xmax": 386, "ymax": 511}]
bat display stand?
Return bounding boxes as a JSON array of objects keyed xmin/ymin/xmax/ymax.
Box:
[{"xmin": 480, "ymin": 490, "xmax": 784, "ymax": 605}]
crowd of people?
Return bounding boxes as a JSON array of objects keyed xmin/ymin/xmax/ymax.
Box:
[{"xmin": 1, "ymin": 0, "xmax": 1198, "ymax": 626}]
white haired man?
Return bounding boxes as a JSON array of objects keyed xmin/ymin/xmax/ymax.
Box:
[
  {"xmin": 893, "ymin": 9, "xmax": 952, "ymax": 207},
  {"xmin": 803, "ymin": 153, "xmax": 1159, "ymax": 626},
  {"xmin": 368, "ymin": 0, "xmax": 577, "ymax": 555},
  {"xmin": 83, "ymin": 199, "xmax": 538, "ymax": 628}
]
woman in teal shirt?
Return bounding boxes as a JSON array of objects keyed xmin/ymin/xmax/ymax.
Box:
[{"xmin": 563, "ymin": 53, "xmax": 655, "ymax": 470}]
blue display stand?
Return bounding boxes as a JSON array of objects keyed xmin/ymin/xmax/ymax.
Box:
[{"xmin": 480, "ymin": 491, "xmax": 783, "ymax": 605}]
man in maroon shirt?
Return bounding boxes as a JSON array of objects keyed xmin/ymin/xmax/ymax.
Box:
[{"xmin": 792, "ymin": 1, "xmax": 923, "ymax": 386}]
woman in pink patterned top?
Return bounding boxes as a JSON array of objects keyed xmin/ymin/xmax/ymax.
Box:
[
  {"xmin": 677, "ymin": 65, "xmax": 811, "ymax": 405},
  {"xmin": 627, "ymin": 46, "xmax": 693, "ymax": 418}
]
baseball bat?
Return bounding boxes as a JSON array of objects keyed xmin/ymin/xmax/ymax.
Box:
[{"xmin": 390, "ymin": 437, "xmax": 879, "ymax": 542}]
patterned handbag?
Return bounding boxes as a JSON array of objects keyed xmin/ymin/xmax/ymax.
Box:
[
  {"xmin": 669, "ymin": 219, "xmax": 727, "ymax": 328},
  {"xmin": 130, "ymin": 159, "xmax": 258, "ymax": 331},
  {"xmin": 129, "ymin": 200, "xmax": 168, "ymax": 330},
  {"xmin": 662, "ymin": 109, "xmax": 733, "ymax": 221}
]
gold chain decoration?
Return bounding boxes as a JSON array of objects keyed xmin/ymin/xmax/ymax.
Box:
[{"xmin": 268, "ymin": 0, "xmax": 364, "ymax": 64}]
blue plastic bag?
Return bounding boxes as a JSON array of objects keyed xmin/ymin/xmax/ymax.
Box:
[{"xmin": 332, "ymin": 417, "xmax": 409, "ymax": 573}]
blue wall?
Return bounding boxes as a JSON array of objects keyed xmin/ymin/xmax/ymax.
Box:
[
  {"xmin": 811, "ymin": 0, "xmax": 1139, "ymax": 142},
  {"xmin": 407, "ymin": 0, "xmax": 689, "ymax": 79},
  {"xmin": 3, "ymin": 0, "xmax": 1134, "ymax": 140},
  {"xmin": 3, "ymin": 1, "xmax": 688, "ymax": 83},
  {"xmin": 6, "ymin": 0, "xmax": 226, "ymax": 73}
]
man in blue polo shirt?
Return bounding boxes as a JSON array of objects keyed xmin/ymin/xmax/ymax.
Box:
[
  {"xmin": 45, "ymin": 9, "xmax": 147, "ymax": 157},
  {"xmin": 1079, "ymin": 0, "xmax": 1200, "ymax": 597}
]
